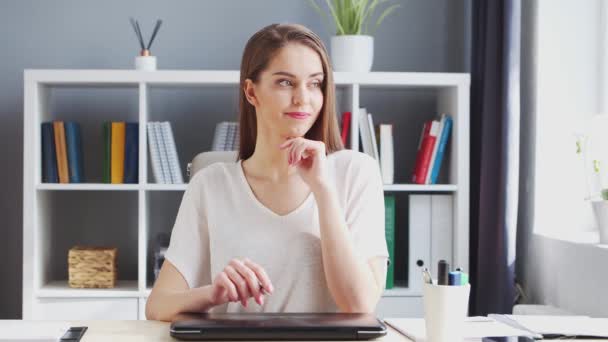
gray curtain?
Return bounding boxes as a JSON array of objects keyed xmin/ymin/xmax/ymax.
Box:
[{"xmin": 470, "ymin": 0, "xmax": 521, "ymax": 315}]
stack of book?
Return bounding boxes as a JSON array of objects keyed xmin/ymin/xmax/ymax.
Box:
[
  {"xmin": 102, "ymin": 122, "xmax": 139, "ymax": 184},
  {"xmin": 341, "ymin": 109, "xmax": 394, "ymax": 184},
  {"xmin": 41, "ymin": 121, "xmax": 84, "ymax": 183},
  {"xmin": 211, "ymin": 121, "xmax": 239, "ymax": 151},
  {"xmin": 411, "ymin": 114, "xmax": 453, "ymax": 184},
  {"xmin": 147, "ymin": 121, "xmax": 183, "ymax": 184},
  {"xmin": 384, "ymin": 194, "xmax": 396, "ymax": 289}
]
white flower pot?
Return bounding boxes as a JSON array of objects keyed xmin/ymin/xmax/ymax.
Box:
[
  {"xmin": 591, "ymin": 200, "xmax": 608, "ymax": 244},
  {"xmin": 135, "ymin": 56, "xmax": 157, "ymax": 71},
  {"xmin": 330, "ymin": 35, "xmax": 374, "ymax": 72}
]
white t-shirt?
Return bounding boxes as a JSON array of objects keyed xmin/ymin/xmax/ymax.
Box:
[{"xmin": 164, "ymin": 149, "xmax": 388, "ymax": 313}]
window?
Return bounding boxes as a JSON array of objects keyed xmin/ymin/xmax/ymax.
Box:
[{"xmin": 533, "ymin": 0, "xmax": 608, "ymax": 238}]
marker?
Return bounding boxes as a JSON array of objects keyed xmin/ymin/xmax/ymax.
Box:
[
  {"xmin": 448, "ymin": 271, "xmax": 461, "ymax": 286},
  {"xmin": 438, "ymin": 260, "xmax": 449, "ymax": 285},
  {"xmin": 455, "ymin": 267, "xmax": 468, "ymax": 285},
  {"xmin": 461, "ymin": 272, "xmax": 469, "ymax": 285}
]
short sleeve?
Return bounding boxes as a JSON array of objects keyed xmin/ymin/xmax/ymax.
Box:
[
  {"xmin": 345, "ymin": 154, "xmax": 389, "ymax": 261},
  {"xmin": 163, "ymin": 173, "xmax": 211, "ymax": 289}
]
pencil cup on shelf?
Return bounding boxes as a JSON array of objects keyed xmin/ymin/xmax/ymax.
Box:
[
  {"xmin": 130, "ymin": 17, "xmax": 162, "ymax": 71},
  {"xmin": 423, "ymin": 282, "xmax": 470, "ymax": 342}
]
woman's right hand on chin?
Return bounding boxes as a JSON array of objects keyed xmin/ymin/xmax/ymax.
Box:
[{"xmin": 210, "ymin": 258, "xmax": 274, "ymax": 308}]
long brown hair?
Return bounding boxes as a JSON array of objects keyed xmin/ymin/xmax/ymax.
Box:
[{"xmin": 237, "ymin": 23, "xmax": 344, "ymax": 161}]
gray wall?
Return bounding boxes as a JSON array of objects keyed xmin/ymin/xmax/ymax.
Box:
[{"xmin": 0, "ymin": 0, "xmax": 470, "ymax": 318}]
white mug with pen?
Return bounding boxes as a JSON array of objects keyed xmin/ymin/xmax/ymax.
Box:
[{"xmin": 422, "ymin": 260, "xmax": 471, "ymax": 342}]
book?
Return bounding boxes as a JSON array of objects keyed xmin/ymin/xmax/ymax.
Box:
[
  {"xmin": 412, "ymin": 120, "xmax": 439, "ymax": 184},
  {"xmin": 124, "ymin": 122, "xmax": 139, "ymax": 184},
  {"xmin": 233, "ymin": 122, "xmax": 240, "ymax": 151},
  {"xmin": 379, "ymin": 124, "xmax": 394, "ymax": 184},
  {"xmin": 53, "ymin": 121, "xmax": 69, "ymax": 184},
  {"xmin": 161, "ymin": 121, "xmax": 183, "ymax": 184},
  {"xmin": 225, "ymin": 122, "xmax": 233, "ymax": 151},
  {"xmin": 358, "ymin": 108, "xmax": 374, "ymax": 157},
  {"xmin": 227, "ymin": 122, "xmax": 238, "ymax": 151},
  {"xmin": 154, "ymin": 122, "xmax": 171, "ymax": 183},
  {"xmin": 429, "ymin": 115, "xmax": 453, "ymax": 184},
  {"xmin": 211, "ymin": 122, "xmax": 226, "ymax": 151},
  {"xmin": 340, "ymin": 111, "xmax": 351, "ymax": 147},
  {"xmin": 211, "ymin": 122, "xmax": 239, "ymax": 151},
  {"xmin": 412, "ymin": 121, "xmax": 430, "ymax": 184},
  {"xmin": 41, "ymin": 122, "xmax": 58, "ymax": 183},
  {"xmin": 430, "ymin": 195, "xmax": 453, "ymax": 278},
  {"xmin": 384, "ymin": 195, "xmax": 396, "ymax": 289},
  {"xmin": 408, "ymin": 194, "xmax": 431, "ymax": 294},
  {"xmin": 102, "ymin": 122, "xmax": 111, "ymax": 183},
  {"xmin": 425, "ymin": 115, "xmax": 445, "ymax": 184},
  {"xmin": 147, "ymin": 122, "xmax": 164, "ymax": 183},
  {"xmin": 110, "ymin": 122, "xmax": 126, "ymax": 184},
  {"xmin": 367, "ymin": 113, "xmax": 380, "ymax": 161},
  {"xmin": 64, "ymin": 121, "xmax": 84, "ymax": 183}
]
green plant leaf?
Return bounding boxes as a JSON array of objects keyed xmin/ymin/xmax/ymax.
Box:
[
  {"xmin": 372, "ymin": 3, "xmax": 400, "ymax": 35},
  {"xmin": 602, "ymin": 189, "xmax": 608, "ymax": 201},
  {"xmin": 312, "ymin": 0, "xmax": 400, "ymax": 36},
  {"xmin": 308, "ymin": 0, "xmax": 334, "ymax": 34},
  {"xmin": 325, "ymin": 0, "xmax": 346, "ymax": 35}
]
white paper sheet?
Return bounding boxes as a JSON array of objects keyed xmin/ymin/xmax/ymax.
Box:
[
  {"xmin": 0, "ymin": 321, "xmax": 69, "ymax": 342},
  {"xmin": 504, "ymin": 315, "xmax": 608, "ymax": 338},
  {"xmin": 384, "ymin": 317, "xmax": 536, "ymax": 342}
]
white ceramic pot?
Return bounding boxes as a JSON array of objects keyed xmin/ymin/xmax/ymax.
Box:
[
  {"xmin": 330, "ymin": 35, "xmax": 374, "ymax": 72},
  {"xmin": 591, "ymin": 200, "xmax": 608, "ymax": 244},
  {"xmin": 135, "ymin": 56, "xmax": 157, "ymax": 71}
]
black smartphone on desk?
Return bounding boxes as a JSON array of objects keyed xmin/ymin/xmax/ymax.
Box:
[
  {"xmin": 483, "ymin": 337, "xmax": 536, "ymax": 342},
  {"xmin": 60, "ymin": 327, "xmax": 87, "ymax": 341}
]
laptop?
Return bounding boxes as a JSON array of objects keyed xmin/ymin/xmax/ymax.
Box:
[{"xmin": 170, "ymin": 313, "xmax": 388, "ymax": 340}]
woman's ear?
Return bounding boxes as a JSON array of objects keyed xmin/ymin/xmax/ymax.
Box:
[{"xmin": 243, "ymin": 79, "xmax": 258, "ymax": 107}]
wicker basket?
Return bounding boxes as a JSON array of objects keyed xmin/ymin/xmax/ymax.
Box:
[{"xmin": 68, "ymin": 246, "xmax": 117, "ymax": 288}]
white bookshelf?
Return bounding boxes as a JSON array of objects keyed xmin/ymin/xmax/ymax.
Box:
[{"xmin": 23, "ymin": 69, "xmax": 470, "ymax": 320}]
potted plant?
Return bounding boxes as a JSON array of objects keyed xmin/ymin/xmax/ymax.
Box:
[
  {"xmin": 309, "ymin": 0, "xmax": 400, "ymax": 72},
  {"xmin": 592, "ymin": 189, "xmax": 608, "ymax": 244},
  {"xmin": 576, "ymin": 132, "xmax": 608, "ymax": 244}
]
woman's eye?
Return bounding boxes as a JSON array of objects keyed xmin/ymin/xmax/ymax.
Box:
[
  {"xmin": 278, "ymin": 79, "xmax": 292, "ymax": 86},
  {"xmin": 311, "ymin": 81, "xmax": 322, "ymax": 88}
]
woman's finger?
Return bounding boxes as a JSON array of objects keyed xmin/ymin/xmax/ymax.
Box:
[
  {"xmin": 292, "ymin": 142, "xmax": 308, "ymax": 164},
  {"xmin": 230, "ymin": 259, "xmax": 263, "ymax": 305},
  {"xmin": 288, "ymin": 139, "xmax": 299, "ymax": 164},
  {"xmin": 243, "ymin": 258, "xmax": 274, "ymax": 294},
  {"xmin": 293, "ymin": 139, "xmax": 309, "ymax": 164},
  {"xmin": 279, "ymin": 138, "xmax": 294, "ymax": 149},
  {"xmin": 224, "ymin": 265, "xmax": 251, "ymax": 307},
  {"xmin": 218, "ymin": 272, "xmax": 239, "ymax": 302}
]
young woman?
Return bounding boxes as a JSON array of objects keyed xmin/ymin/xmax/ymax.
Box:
[{"xmin": 146, "ymin": 23, "xmax": 388, "ymax": 322}]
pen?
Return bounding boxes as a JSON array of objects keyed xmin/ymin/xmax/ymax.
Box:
[
  {"xmin": 438, "ymin": 260, "xmax": 449, "ymax": 285},
  {"xmin": 422, "ymin": 267, "xmax": 433, "ymax": 284}
]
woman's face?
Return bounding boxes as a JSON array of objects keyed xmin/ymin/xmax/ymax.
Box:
[{"xmin": 246, "ymin": 43, "xmax": 325, "ymax": 140}]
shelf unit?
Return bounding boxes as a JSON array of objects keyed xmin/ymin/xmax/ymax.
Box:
[{"xmin": 23, "ymin": 69, "xmax": 469, "ymax": 320}]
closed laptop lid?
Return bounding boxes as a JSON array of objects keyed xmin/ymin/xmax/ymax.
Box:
[{"xmin": 170, "ymin": 313, "xmax": 387, "ymax": 341}]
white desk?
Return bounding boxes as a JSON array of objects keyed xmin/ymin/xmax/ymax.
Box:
[{"xmin": 0, "ymin": 320, "xmax": 603, "ymax": 342}]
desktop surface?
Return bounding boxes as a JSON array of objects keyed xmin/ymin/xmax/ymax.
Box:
[{"xmin": 0, "ymin": 319, "xmax": 602, "ymax": 342}]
